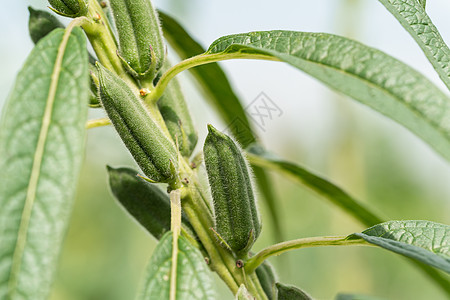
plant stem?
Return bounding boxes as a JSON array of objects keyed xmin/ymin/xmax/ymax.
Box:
[
  {"xmin": 248, "ymin": 272, "xmax": 269, "ymax": 300},
  {"xmin": 83, "ymin": 0, "xmax": 135, "ymax": 87},
  {"xmin": 179, "ymin": 158, "xmax": 279, "ymax": 299},
  {"xmin": 146, "ymin": 53, "xmax": 279, "ymax": 104},
  {"xmin": 179, "ymin": 161, "xmax": 213, "ymax": 214},
  {"xmin": 245, "ymin": 236, "xmax": 369, "ymax": 273},
  {"xmin": 179, "ymin": 157, "xmax": 251, "ymax": 294},
  {"xmin": 86, "ymin": 118, "xmax": 110, "ymax": 129},
  {"xmin": 170, "ymin": 190, "xmax": 181, "ymax": 300},
  {"xmin": 142, "ymin": 101, "xmax": 173, "ymax": 141},
  {"xmin": 182, "ymin": 199, "xmax": 239, "ymax": 292}
]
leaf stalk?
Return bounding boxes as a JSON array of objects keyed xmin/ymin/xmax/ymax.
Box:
[{"xmin": 245, "ymin": 236, "xmax": 369, "ymax": 273}]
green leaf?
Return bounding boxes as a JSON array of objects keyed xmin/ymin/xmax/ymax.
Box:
[
  {"xmin": 137, "ymin": 232, "xmax": 215, "ymax": 300},
  {"xmin": 236, "ymin": 284, "xmax": 253, "ymax": 300},
  {"xmin": 0, "ymin": 28, "xmax": 88, "ymax": 299},
  {"xmin": 335, "ymin": 293, "xmax": 386, "ymax": 300},
  {"xmin": 106, "ymin": 166, "xmax": 197, "ymax": 243},
  {"xmin": 28, "ymin": 6, "xmax": 64, "ymax": 44},
  {"xmin": 159, "ymin": 11, "xmax": 283, "ymax": 242},
  {"xmin": 379, "ymin": 0, "xmax": 450, "ymax": 90},
  {"xmin": 348, "ymin": 220, "xmax": 450, "ymax": 273},
  {"xmin": 418, "ymin": 0, "xmax": 426, "ymax": 9},
  {"xmin": 204, "ymin": 30, "xmax": 450, "ymax": 162},
  {"xmin": 276, "ymin": 283, "xmax": 313, "ymax": 300},
  {"xmin": 247, "ymin": 147, "xmax": 450, "ymax": 294},
  {"xmin": 107, "ymin": 166, "xmax": 177, "ymax": 239},
  {"xmin": 246, "ymin": 145, "xmax": 384, "ymax": 227},
  {"xmin": 255, "ymin": 261, "xmax": 277, "ymax": 300}
]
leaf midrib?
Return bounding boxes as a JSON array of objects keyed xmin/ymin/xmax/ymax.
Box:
[{"xmin": 8, "ymin": 28, "xmax": 74, "ymax": 296}]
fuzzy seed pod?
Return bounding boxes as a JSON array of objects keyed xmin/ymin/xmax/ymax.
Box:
[
  {"xmin": 203, "ymin": 125, "xmax": 261, "ymax": 255},
  {"xmin": 109, "ymin": 0, "xmax": 165, "ymax": 79},
  {"xmin": 156, "ymin": 61, "xmax": 197, "ymax": 157},
  {"xmin": 97, "ymin": 62, "xmax": 178, "ymax": 182},
  {"xmin": 88, "ymin": 63, "xmax": 101, "ymax": 107},
  {"xmin": 107, "ymin": 166, "xmax": 196, "ymax": 240},
  {"xmin": 48, "ymin": 0, "xmax": 88, "ymax": 17}
]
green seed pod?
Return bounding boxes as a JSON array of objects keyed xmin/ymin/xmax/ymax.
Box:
[
  {"xmin": 28, "ymin": 7, "xmax": 64, "ymax": 44},
  {"xmin": 157, "ymin": 61, "xmax": 197, "ymax": 157},
  {"xmin": 88, "ymin": 63, "xmax": 101, "ymax": 107},
  {"xmin": 255, "ymin": 261, "xmax": 277, "ymax": 300},
  {"xmin": 97, "ymin": 62, "xmax": 178, "ymax": 182},
  {"xmin": 203, "ymin": 125, "xmax": 261, "ymax": 255},
  {"xmin": 48, "ymin": 0, "xmax": 88, "ymax": 17},
  {"xmin": 107, "ymin": 166, "xmax": 197, "ymax": 241},
  {"xmin": 109, "ymin": 0, "xmax": 165, "ymax": 79}
]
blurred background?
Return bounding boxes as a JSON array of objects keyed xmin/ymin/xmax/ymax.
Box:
[{"xmin": 2, "ymin": 0, "xmax": 450, "ymax": 299}]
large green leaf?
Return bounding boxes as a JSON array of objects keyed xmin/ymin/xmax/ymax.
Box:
[
  {"xmin": 204, "ymin": 30, "xmax": 450, "ymax": 162},
  {"xmin": 158, "ymin": 11, "xmax": 283, "ymax": 242},
  {"xmin": 0, "ymin": 28, "xmax": 88, "ymax": 299},
  {"xmin": 137, "ymin": 232, "xmax": 215, "ymax": 300},
  {"xmin": 379, "ymin": 0, "xmax": 450, "ymax": 89},
  {"xmin": 349, "ymin": 220, "xmax": 450, "ymax": 273},
  {"xmin": 246, "ymin": 145, "xmax": 384, "ymax": 227}
]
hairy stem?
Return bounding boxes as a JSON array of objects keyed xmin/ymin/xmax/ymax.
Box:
[
  {"xmin": 179, "ymin": 157, "xmax": 276, "ymax": 299},
  {"xmin": 182, "ymin": 199, "xmax": 239, "ymax": 292},
  {"xmin": 248, "ymin": 271, "xmax": 269, "ymax": 300},
  {"xmin": 83, "ymin": 0, "xmax": 135, "ymax": 86}
]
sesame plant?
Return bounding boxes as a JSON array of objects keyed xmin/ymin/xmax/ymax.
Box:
[{"xmin": 1, "ymin": 0, "xmax": 450, "ymax": 299}]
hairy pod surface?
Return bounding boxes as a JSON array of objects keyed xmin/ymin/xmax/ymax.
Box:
[
  {"xmin": 204, "ymin": 125, "xmax": 261, "ymax": 254},
  {"xmin": 28, "ymin": 7, "xmax": 64, "ymax": 44},
  {"xmin": 256, "ymin": 261, "xmax": 277, "ymax": 300},
  {"xmin": 107, "ymin": 166, "xmax": 195, "ymax": 240},
  {"xmin": 109, "ymin": 0, "xmax": 165, "ymax": 79},
  {"xmin": 88, "ymin": 63, "xmax": 101, "ymax": 107},
  {"xmin": 156, "ymin": 62, "xmax": 197, "ymax": 157},
  {"xmin": 48, "ymin": 0, "xmax": 87, "ymax": 17},
  {"xmin": 97, "ymin": 63, "xmax": 178, "ymax": 182}
]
